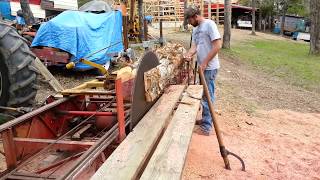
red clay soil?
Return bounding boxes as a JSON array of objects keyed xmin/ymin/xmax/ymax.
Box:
[{"xmin": 182, "ymin": 109, "xmax": 320, "ymax": 180}]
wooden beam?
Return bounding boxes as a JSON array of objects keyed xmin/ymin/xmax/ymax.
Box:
[
  {"xmin": 34, "ymin": 57, "xmax": 64, "ymax": 92},
  {"xmin": 91, "ymin": 85, "xmax": 185, "ymax": 180},
  {"xmin": 140, "ymin": 85, "xmax": 203, "ymax": 180}
]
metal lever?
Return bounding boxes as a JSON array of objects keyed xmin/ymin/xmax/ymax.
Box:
[{"xmin": 66, "ymin": 58, "xmax": 109, "ymax": 77}]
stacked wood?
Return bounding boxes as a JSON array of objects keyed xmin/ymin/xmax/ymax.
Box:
[{"xmin": 144, "ymin": 43, "xmax": 186, "ymax": 102}]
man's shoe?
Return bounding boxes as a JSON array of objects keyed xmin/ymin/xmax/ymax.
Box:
[
  {"xmin": 194, "ymin": 126, "xmax": 210, "ymax": 136},
  {"xmin": 195, "ymin": 119, "xmax": 202, "ymax": 125}
]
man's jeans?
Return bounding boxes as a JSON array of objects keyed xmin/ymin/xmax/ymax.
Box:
[{"xmin": 201, "ymin": 69, "xmax": 218, "ymax": 133}]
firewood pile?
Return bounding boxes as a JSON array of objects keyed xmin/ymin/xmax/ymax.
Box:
[{"xmin": 144, "ymin": 43, "xmax": 187, "ymax": 102}]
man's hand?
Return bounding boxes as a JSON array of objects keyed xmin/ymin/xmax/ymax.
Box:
[
  {"xmin": 183, "ymin": 53, "xmax": 193, "ymax": 61},
  {"xmin": 200, "ymin": 61, "xmax": 208, "ymax": 71}
]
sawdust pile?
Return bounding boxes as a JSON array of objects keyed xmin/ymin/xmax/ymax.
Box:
[{"xmin": 144, "ymin": 43, "xmax": 187, "ymax": 102}]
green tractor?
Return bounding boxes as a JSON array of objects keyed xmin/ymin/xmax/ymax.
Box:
[{"xmin": 0, "ymin": 23, "xmax": 38, "ymax": 109}]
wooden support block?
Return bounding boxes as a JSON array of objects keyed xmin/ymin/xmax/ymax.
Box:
[
  {"xmin": 34, "ymin": 57, "xmax": 64, "ymax": 92},
  {"xmin": 140, "ymin": 85, "xmax": 203, "ymax": 180},
  {"xmin": 91, "ymin": 85, "xmax": 185, "ymax": 180}
]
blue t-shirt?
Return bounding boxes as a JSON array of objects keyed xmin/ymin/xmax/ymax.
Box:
[{"xmin": 192, "ymin": 19, "xmax": 221, "ymax": 70}]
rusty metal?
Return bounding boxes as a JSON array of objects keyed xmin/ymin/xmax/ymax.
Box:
[
  {"xmin": 31, "ymin": 48, "xmax": 70, "ymax": 66},
  {"xmin": 7, "ymin": 172, "xmax": 57, "ymax": 180},
  {"xmin": 0, "ymin": 97, "xmax": 72, "ymax": 132},
  {"xmin": 115, "ymin": 78, "xmax": 126, "ymax": 142},
  {"xmin": 2, "ymin": 101, "xmax": 110, "ymax": 179},
  {"xmin": 123, "ymin": 15, "xmax": 129, "ymax": 50},
  {"xmin": 36, "ymin": 152, "xmax": 84, "ymax": 174},
  {"xmin": 14, "ymin": 138, "xmax": 93, "ymax": 152},
  {"xmin": 58, "ymin": 111, "xmax": 116, "ymax": 116},
  {"xmin": 2, "ymin": 129, "xmax": 17, "ymax": 170},
  {"xmin": 59, "ymin": 120, "xmax": 130, "ymax": 180},
  {"xmin": 159, "ymin": 20, "xmax": 164, "ymax": 46},
  {"xmin": 0, "ymin": 51, "xmax": 162, "ymax": 178},
  {"xmin": 72, "ymin": 124, "xmax": 92, "ymax": 140},
  {"xmin": 144, "ymin": 19, "xmax": 148, "ymax": 41}
]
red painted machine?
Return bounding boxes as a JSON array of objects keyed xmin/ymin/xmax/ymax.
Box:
[
  {"xmin": 0, "ymin": 44, "xmax": 193, "ymax": 179},
  {"xmin": 0, "ymin": 51, "xmax": 156, "ymax": 179}
]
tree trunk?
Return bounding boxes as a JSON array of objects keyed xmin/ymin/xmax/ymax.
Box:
[
  {"xmin": 20, "ymin": 0, "xmax": 35, "ymax": 25},
  {"xmin": 280, "ymin": 3, "xmax": 287, "ymax": 36},
  {"xmin": 268, "ymin": 15, "xmax": 272, "ymax": 31},
  {"xmin": 223, "ymin": 0, "xmax": 231, "ymax": 49},
  {"xmin": 183, "ymin": 0, "xmax": 188, "ymax": 31},
  {"xmin": 144, "ymin": 43, "xmax": 186, "ymax": 101},
  {"xmin": 310, "ymin": 0, "xmax": 320, "ymax": 55},
  {"xmin": 251, "ymin": 0, "xmax": 256, "ymax": 35},
  {"xmin": 258, "ymin": 2, "xmax": 262, "ymax": 31},
  {"xmin": 137, "ymin": 0, "xmax": 143, "ymax": 42}
]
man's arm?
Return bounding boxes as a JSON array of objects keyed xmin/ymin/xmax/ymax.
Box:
[
  {"xmin": 200, "ymin": 39, "xmax": 222, "ymax": 70},
  {"xmin": 184, "ymin": 42, "xmax": 197, "ymax": 59}
]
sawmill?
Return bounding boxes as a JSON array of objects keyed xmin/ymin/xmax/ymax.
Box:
[
  {"xmin": 0, "ymin": 40, "xmax": 201, "ymax": 179},
  {"xmin": 0, "ymin": 0, "xmax": 247, "ymax": 179}
]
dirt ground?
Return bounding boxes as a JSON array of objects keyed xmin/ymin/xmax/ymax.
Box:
[
  {"xmin": 182, "ymin": 55, "xmax": 320, "ymax": 179},
  {"xmin": 154, "ymin": 27, "xmax": 320, "ymax": 179},
  {"xmin": 150, "ymin": 26, "xmax": 320, "ymax": 179}
]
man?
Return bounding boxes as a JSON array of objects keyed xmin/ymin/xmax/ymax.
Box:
[
  {"xmin": 15, "ymin": 10, "xmax": 26, "ymax": 30},
  {"xmin": 184, "ymin": 5, "xmax": 222, "ymax": 136}
]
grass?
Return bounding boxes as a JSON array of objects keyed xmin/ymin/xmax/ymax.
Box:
[{"xmin": 222, "ymin": 39, "xmax": 320, "ymax": 92}]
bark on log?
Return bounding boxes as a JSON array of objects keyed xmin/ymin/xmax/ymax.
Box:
[{"xmin": 144, "ymin": 43, "xmax": 186, "ymax": 102}]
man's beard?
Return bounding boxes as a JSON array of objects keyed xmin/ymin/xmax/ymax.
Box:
[{"xmin": 191, "ymin": 20, "xmax": 199, "ymax": 27}]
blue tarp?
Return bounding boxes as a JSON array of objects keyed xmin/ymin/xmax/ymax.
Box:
[
  {"xmin": 0, "ymin": 1, "xmax": 15, "ymax": 20},
  {"xmin": 32, "ymin": 10, "xmax": 124, "ymax": 70}
]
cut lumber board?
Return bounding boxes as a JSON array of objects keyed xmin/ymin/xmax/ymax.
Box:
[
  {"xmin": 34, "ymin": 57, "xmax": 64, "ymax": 92},
  {"xmin": 140, "ymin": 85, "xmax": 203, "ymax": 180},
  {"xmin": 91, "ymin": 85, "xmax": 185, "ymax": 180}
]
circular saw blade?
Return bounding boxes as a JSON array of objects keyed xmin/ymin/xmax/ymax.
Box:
[{"xmin": 130, "ymin": 51, "xmax": 159, "ymax": 129}]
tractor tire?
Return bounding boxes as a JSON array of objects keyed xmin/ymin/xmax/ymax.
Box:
[{"xmin": 0, "ymin": 23, "xmax": 38, "ymax": 107}]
